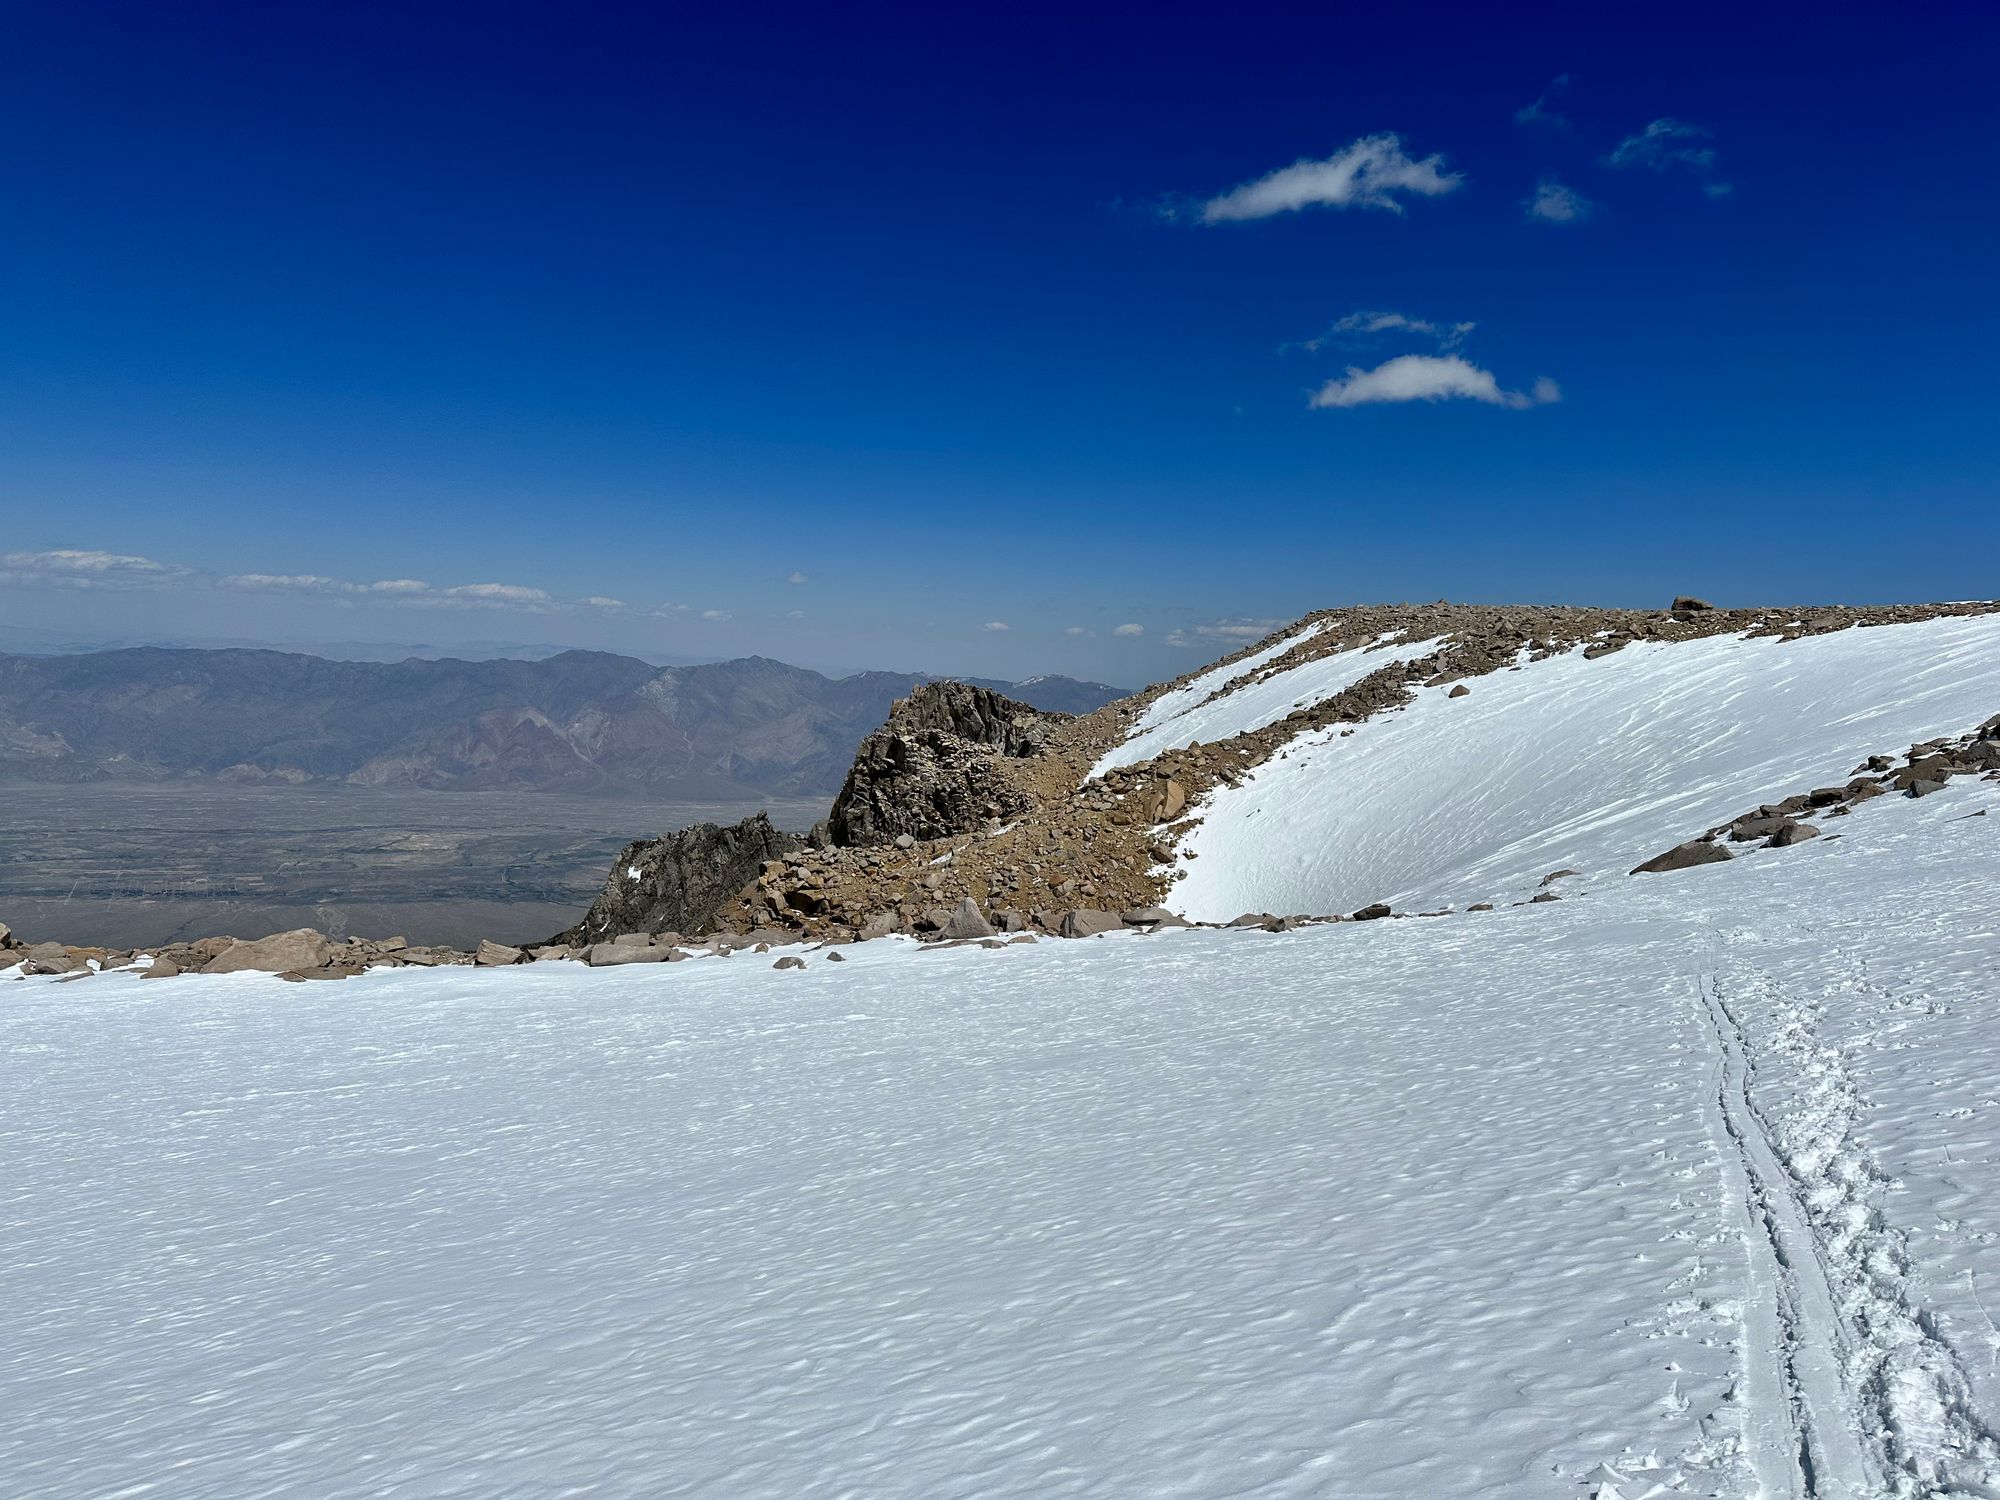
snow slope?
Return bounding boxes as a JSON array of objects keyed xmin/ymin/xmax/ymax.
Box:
[
  {"xmin": 1171, "ymin": 612, "xmax": 2000, "ymax": 920},
  {"xmin": 1090, "ymin": 624, "xmax": 1442, "ymax": 779},
  {"xmin": 7, "ymin": 772, "xmax": 2000, "ymax": 1498}
]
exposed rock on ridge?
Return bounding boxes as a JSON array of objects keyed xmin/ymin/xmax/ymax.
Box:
[
  {"xmin": 553, "ymin": 812, "xmax": 802, "ymax": 945},
  {"xmin": 825, "ymin": 681, "xmax": 1068, "ymax": 848}
]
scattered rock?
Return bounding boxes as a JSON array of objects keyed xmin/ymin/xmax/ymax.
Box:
[
  {"xmin": 1539, "ymin": 869, "xmax": 1578, "ymax": 886},
  {"xmin": 205, "ymin": 929, "xmax": 331, "ymax": 975},
  {"xmin": 1448, "ymin": 684, "xmax": 1471, "ymax": 699},
  {"xmin": 1467, "ymin": 902, "xmax": 1495, "ymax": 912},
  {"xmin": 1352, "ymin": 903, "xmax": 1392, "ymax": 921},
  {"xmin": 1530, "ymin": 891, "xmax": 1561, "ymax": 903},
  {"xmin": 773, "ymin": 955, "xmax": 806, "ymax": 970},
  {"xmin": 587, "ymin": 942, "xmax": 669, "ymax": 967},
  {"xmin": 939, "ymin": 897, "xmax": 996, "ymax": 941},
  {"xmin": 1060, "ymin": 909, "xmax": 1124, "ymax": 938},
  {"xmin": 474, "ymin": 939, "xmax": 525, "ymax": 966},
  {"xmin": 139, "ymin": 956, "xmax": 180, "ymax": 979},
  {"xmin": 1768, "ymin": 822, "xmax": 1820, "ymax": 847},
  {"xmin": 1669, "ymin": 596, "xmax": 1714, "ymax": 613},
  {"xmin": 1631, "ymin": 839, "xmax": 1731, "ymax": 875}
]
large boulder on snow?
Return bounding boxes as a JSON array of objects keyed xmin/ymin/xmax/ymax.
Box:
[
  {"xmin": 1631, "ymin": 839, "xmax": 1732, "ymax": 875},
  {"xmin": 205, "ymin": 929, "xmax": 331, "ymax": 974}
]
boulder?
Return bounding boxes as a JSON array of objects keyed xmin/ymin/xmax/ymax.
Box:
[
  {"xmin": 1121, "ymin": 906, "xmax": 1182, "ymax": 928},
  {"xmin": 1448, "ymin": 684, "xmax": 1471, "ymax": 699},
  {"xmin": 773, "ymin": 955, "xmax": 806, "ymax": 971},
  {"xmin": 1669, "ymin": 596, "xmax": 1714, "ymax": 612},
  {"xmin": 858, "ymin": 912, "xmax": 901, "ymax": 941},
  {"xmin": 1060, "ymin": 908, "xmax": 1124, "ymax": 938},
  {"xmin": 1467, "ymin": 902, "xmax": 1496, "ymax": 912},
  {"xmin": 1631, "ymin": 839, "xmax": 1732, "ymax": 875},
  {"xmin": 206, "ymin": 929, "xmax": 331, "ymax": 974},
  {"xmin": 1769, "ymin": 822, "xmax": 1820, "ymax": 847},
  {"xmin": 611, "ymin": 932, "xmax": 654, "ymax": 947},
  {"xmin": 939, "ymin": 897, "xmax": 996, "ymax": 941},
  {"xmin": 1728, "ymin": 814, "xmax": 1791, "ymax": 842},
  {"xmin": 139, "ymin": 956, "xmax": 180, "ymax": 979},
  {"xmin": 1142, "ymin": 778, "xmax": 1188, "ymax": 824},
  {"xmin": 1352, "ymin": 903, "xmax": 1393, "ymax": 921},
  {"xmin": 587, "ymin": 942, "xmax": 669, "ymax": 967},
  {"xmin": 0, "ymin": 920, "xmax": 12, "ymax": 948},
  {"xmin": 1907, "ymin": 778, "xmax": 1947, "ymax": 798},
  {"xmin": 1530, "ymin": 891, "xmax": 1561, "ymax": 903},
  {"xmin": 474, "ymin": 939, "xmax": 525, "ymax": 966},
  {"xmin": 1539, "ymin": 869, "xmax": 1578, "ymax": 886},
  {"xmin": 826, "ymin": 950, "xmax": 846, "ymax": 962}
]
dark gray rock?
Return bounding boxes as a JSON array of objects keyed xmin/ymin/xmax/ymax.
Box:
[
  {"xmin": 825, "ymin": 681, "xmax": 1068, "ymax": 848},
  {"xmin": 1768, "ymin": 822, "xmax": 1820, "ymax": 847},
  {"xmin": 1352, "ymin": 903, "xmax": 1393, "ymax": 921},
  {"xmin": 556, "ymin": 812, "xmax": 802, "ymax": 945},
  {"xmin": 1669, "ymin": 596, "xmax": 1715, "ymax": 612}
]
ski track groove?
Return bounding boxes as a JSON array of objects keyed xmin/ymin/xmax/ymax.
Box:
[{"xmin": 1696, "ymin": 933, "xmax": 2000, "ymax": 1499}]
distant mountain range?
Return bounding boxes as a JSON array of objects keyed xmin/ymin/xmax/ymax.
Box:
[{"xmin": 0, "ymin": 648, "xmax": 1127, "ymax": 797}]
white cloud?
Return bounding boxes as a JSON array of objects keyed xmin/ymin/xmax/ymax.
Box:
[
  {"xmin": 1525, "ymin": 178, "xmax": 1593, "ymax": 223},
  {"xmin": 578, "ymin": 596, "xmax": 627, "ymax": 610},
  {"xmin": 1310, "ymin": 354, "xmax": 1560, "ymax": 411},
  {"xmin": 787, "ymin": 570, "xmax": 809, "ymax": 585},
  {"xmin": 0, "ymin": 548, "xmax": 189, "ymax": 587},
  {"xmin": 981, "ymin": 621, "xmax": 1010, "ymax": 633},
  {"xmin": 1112, "ymin": 623, "xmax": 1144, "ymax": 637},
  {"xmin": 1197, "ymin": 133, "xmax": 1462, "ymax": 223},
  {"xmin": 701, "ymin": 609, "xmax": 732, "ymax": 622},
  {"xmin": 1295, "ymin": 310, "xmax": 1475, "ymax": 353},
  {"xmin": 1064, "ymin": 626, "xmax": 1093, "ymax": 638},
  {"xmin": 1514, "ymin": 76, "xmax": 1572, "ymax": 129},
  {"xmin": 1606, "ymin": 118, "xmax": 1716, "ymax": 173},
  {"xmin": 1164, "ymin": 618, "xmax": 1290, "ymax": 649}
]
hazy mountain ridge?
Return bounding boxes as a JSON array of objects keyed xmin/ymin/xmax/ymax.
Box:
[{"xmin": 0, "ymin": 647, "xmax": 1126, "ymax": 797}]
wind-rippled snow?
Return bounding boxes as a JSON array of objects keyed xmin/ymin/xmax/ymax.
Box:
[{"xmin": 7, "ymin": 770, "xmax": 2000, "ymax": 1497}]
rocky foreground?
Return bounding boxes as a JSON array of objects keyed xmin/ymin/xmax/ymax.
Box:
[{"xmin": 7, "ymin": 596, "xmax": 1997, "ymax": 983}]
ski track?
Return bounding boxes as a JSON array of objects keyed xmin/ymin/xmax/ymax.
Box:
[{"xmin": 5, "ymin": 744, "xmax": 2000, "ymax": 1497}]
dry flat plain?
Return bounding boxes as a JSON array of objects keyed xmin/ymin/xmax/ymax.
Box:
[{"xmin": 0, "ymin": 784, "xmax": 829, "ymax": 950}]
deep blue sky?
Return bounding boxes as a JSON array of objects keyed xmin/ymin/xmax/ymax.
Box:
[{"xmin": 3, "ymin": 0, "xmax": 1996, "ymax": 681}]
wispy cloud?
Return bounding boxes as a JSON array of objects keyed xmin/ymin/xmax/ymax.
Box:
[
  {"xmin": 1310, "ymin": 354, "xmax": 1560, "ymax": 411},
  {"xmin": 1164, "ymin": 618, "xmax": 1290, "ymax": 649},
  {"xmin": 1292, "ymin": 310, "xmax": 1475, "ymax": 354},
  {"xmin": 1064, "ymin": 626, "xmax": 1093, "ymax": 638},
  {"xmin": 1605, "ymin": 116, "xmax": 1729, "ymax": 195},
  {"xmin": 1112, "ymin": 623, "xmax": 1144, "ymax": 637},
  {"xmin": 981, "ymin": 621, "xmax": 1010, "ymax": 633},
  {"xmin": 1193, "ymin": 133, "xmax": 1462, "ymax": 223},
  {"xmin": 3, "ymin": 546, "xmax": 669, "ymax": 618},
  {"xmin": 1525, "ymin": 177, "xmax": 1593, "ymax": 223},
  {"xmin": 0, "ymin": 548, "xmax": 191, "ymax": 587},
  {"xmin": 1514, "ymin": 75, "xmax": 1572, "ymax": 129},
  {"xmin": 700, "ymin": 609, "xmax": 732, "ymax": 622},
  {"xmin": 787, "ymin": 570, "xmax": 809, "ymax": 585}
]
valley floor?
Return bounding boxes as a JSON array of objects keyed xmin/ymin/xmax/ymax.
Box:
[{"xmin": 5, "ymin": 774, "xmax": 1999, "ymax": 1497}]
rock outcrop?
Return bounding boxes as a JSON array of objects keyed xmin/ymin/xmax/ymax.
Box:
[
  {"xmin": 554, "ymin": 812, "xmax": 803, "ymax": 945},
  {"xmin": 824, "ymin": 682, "xmax": 1068, "ymax": 848}
]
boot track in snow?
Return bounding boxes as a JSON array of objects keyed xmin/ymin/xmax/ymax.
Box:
[{"xmin": 1694, "ymin": 951, "xmax": 2000, "ymax": 1498}]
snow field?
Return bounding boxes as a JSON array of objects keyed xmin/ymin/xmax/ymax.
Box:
[
  {"xmin": 1089, "ymin": 628, "xmax": 1443, "ymax": 779},
  {"xmin": 1168, "ymin": 612, "xmax": 2000, "ymax": 921},
  {"xmin": 8, "ymin": 770, "xmax": 2000, "ymax": 1497}
]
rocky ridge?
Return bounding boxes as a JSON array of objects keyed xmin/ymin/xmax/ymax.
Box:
[{"xmin": 11, "ymin": 597, "xmax": 1998, "ymax": 980}]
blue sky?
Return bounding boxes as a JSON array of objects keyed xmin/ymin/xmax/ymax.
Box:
[{"xmin": 3, "ymin": 0, "xmax": 1996, "ymax": 683}]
